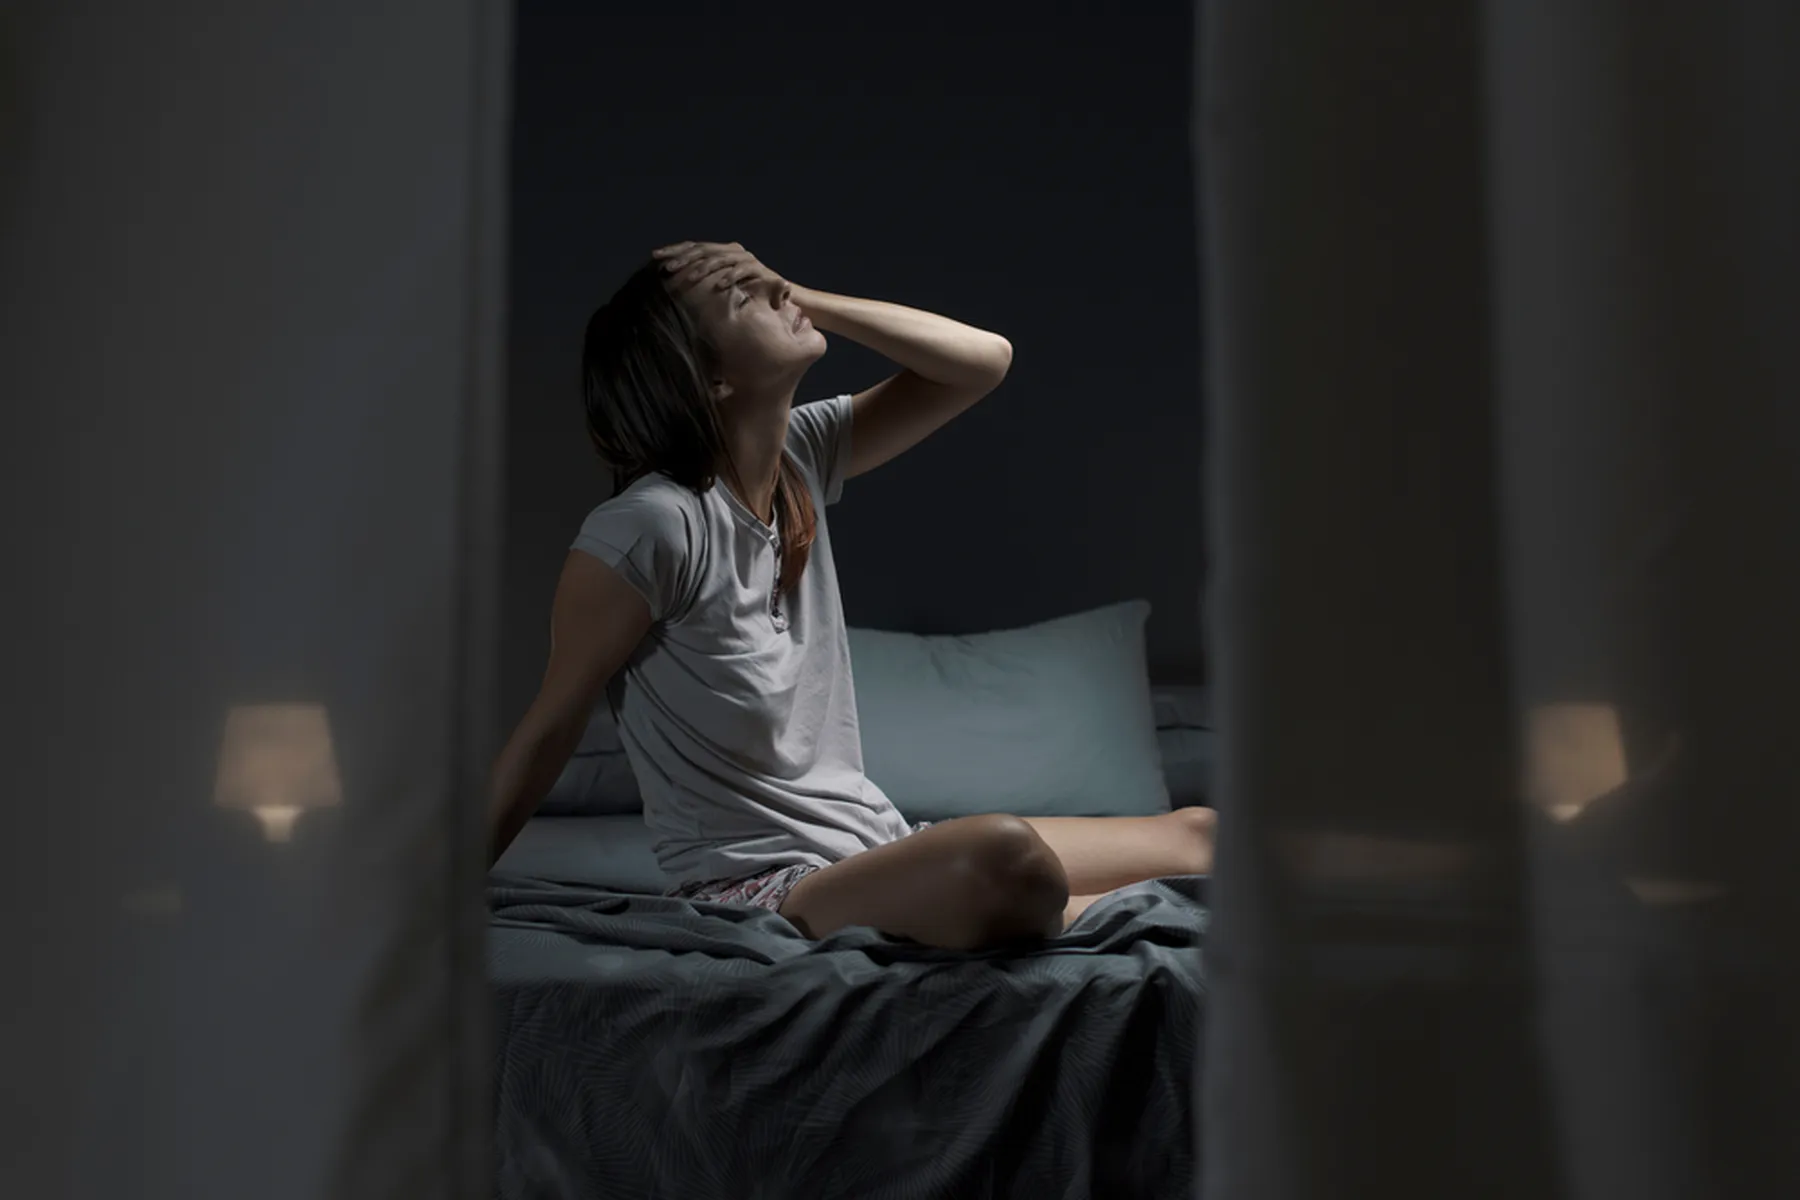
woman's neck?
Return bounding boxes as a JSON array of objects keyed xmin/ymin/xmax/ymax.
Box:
[{"xmin": 718, "ymin": 398, "xmax": 792, "ymax": 524}]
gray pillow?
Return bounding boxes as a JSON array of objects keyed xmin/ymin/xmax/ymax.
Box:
[
  {"xmin": 848, "ymin": 600, "xmax": 1172, "ymax": 821},
  {"xmin": 1151, "ymin": 683, "xmax": 1215, "ymax": 807},
  {"xmin": 1150, "ymin": 683, "xmax": 1212, "ymax": 732},
  {"xmin": 1156, "ymin": 727, "xmax": 1215, "ymax": 808},
  {"xmin": 494, "ymin": 814, "xmax": 665, "ymax": 890},
  {"xmin": 535, "ymin": 701, "xmax": 643, "ymax": 816}
]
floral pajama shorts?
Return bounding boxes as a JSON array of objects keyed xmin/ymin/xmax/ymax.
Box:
[{"xmin": 666, "ymin": 820, "xmax": 934, "ymax": 914}]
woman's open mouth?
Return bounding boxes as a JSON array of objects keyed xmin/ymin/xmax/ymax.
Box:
[{"xmin": 792, "ymin": 311, "xmax": 810, "ymax": 332}]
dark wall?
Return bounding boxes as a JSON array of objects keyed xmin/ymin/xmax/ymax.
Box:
[{"xmin": 504, "ymin": 2, "xmax": 1205, "ymax": 723}]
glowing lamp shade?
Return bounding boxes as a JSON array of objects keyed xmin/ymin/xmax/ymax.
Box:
[
  {"xmin": 213, "ymin": 703, "xmax": 344, "ymax": 842},
  {"xmin": 1524, "ymin": 702, "xmax": 1628, "ymax": 824}
]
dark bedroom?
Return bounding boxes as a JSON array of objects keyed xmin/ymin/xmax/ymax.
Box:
[{"xmin": 5, "ymin": 2, "xmax": 1798, "ymax": 1198}]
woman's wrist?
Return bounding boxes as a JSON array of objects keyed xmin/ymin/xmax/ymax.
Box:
[{"xmin": 788, "ymin": 284, "xmax": 833, "ymax": 329}]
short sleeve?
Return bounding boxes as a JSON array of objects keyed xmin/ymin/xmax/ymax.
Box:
[
  {"xmin": 785, "ymin": 394, "xmax": 856, "ymax": 506},
  {"xmin": 569, "ymin": 483, "xmax": 701, "ymax": 623}
]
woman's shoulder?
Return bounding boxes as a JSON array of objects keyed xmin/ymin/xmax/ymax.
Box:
[
  {"xmin": 586, "ymin": 471, "xmax": 704, "ymax": 518},
  {"xmin": 568, "ymin": 473, "xmax": 716, "ymax": 625},
  {"xmin": 573, "ymin": 472, "xmax": 713, "ymax": 548}
]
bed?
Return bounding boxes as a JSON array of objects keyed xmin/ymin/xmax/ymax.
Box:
[{"xmin": 488, "ymin": 601, "xmax": 1215, "ymax": 1199}]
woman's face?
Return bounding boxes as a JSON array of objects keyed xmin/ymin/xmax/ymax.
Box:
[{"xmin": 677, "ymin": 276, "xmax": 827, "ymax": 399}]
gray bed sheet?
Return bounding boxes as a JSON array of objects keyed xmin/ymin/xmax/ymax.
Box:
[{"xmin": 489, "ymin": 873, "xmax": 1209, "ymax": 1200}]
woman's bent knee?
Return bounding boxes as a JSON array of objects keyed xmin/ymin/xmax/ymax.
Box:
[
  {"xmin": 962, "ymin": 814, "xmax": 1069, "ymax": 942},
  {"xmin": 776, "ymin": 813, "xmax": 1071, "ymax": 949},
  {"xmin": 1168, "ymin": 805, "xmax": 1217, "ymax": 873}
]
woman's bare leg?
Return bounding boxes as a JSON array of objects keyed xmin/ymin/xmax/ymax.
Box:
[
  {"xmin": 1024, "ymin": 807, "xmax": 1216, "ymax": 926},
  {"xmin": 1063, "ymin": 893, "xmax": 1107, "ymax": 926},
  {"xmin": 1023, "ymin": 806, "xmax": 1216, "ymax": 894},
  {"xmin": 779, "ymin": 813, "xmax": 1069, "ymax": 950}
]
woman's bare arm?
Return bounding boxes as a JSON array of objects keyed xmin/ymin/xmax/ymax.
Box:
[{"xmin": 487, "ymin": 551, "xmax": 654, "ymax": 865}]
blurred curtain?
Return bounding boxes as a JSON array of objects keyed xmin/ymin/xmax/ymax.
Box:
[
  {"xmin": 1194, "ymin": 2, "xmax": 1800, "ymax": 1197},
  {"xmin": 1, "ymin": 3, "xmax": 509, "ymax": 1198}
]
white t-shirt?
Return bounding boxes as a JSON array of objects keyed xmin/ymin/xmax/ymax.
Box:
[{"xmin": 570, "ymin": 394, "xmax": 913, "ymax": 886}]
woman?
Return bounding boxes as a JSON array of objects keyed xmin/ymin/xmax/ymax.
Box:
[{"xmin": 488, "ymin": 239, "xmax": 1215, "ymax": 950}]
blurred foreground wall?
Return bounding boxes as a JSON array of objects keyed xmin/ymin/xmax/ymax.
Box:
[{"xmin": 0, "ymin": 4, "xmax": 510, "ymax": 1197}]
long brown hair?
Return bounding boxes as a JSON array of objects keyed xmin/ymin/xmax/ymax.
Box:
[{"xmin": 580, "ymin": 259, "xmax": 817, "ymax": 600}]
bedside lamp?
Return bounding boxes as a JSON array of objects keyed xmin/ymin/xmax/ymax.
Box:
[
  {"xmin": 213, "ymin": 703, "xmax": 344, "ymax": 842},
  {"xmin": 1525, "ymin": 701, "xmax": 1628, "ymax": 824}
]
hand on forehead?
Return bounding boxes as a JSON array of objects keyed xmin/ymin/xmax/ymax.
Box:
[{"xmin": 654, "ymin": 241, "xmax": 786, "ymax": 304}]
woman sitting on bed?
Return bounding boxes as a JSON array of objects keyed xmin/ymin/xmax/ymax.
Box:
[{"xmin": 487, "ymin": 240, "xmax": 1216, "ymax": 950}]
